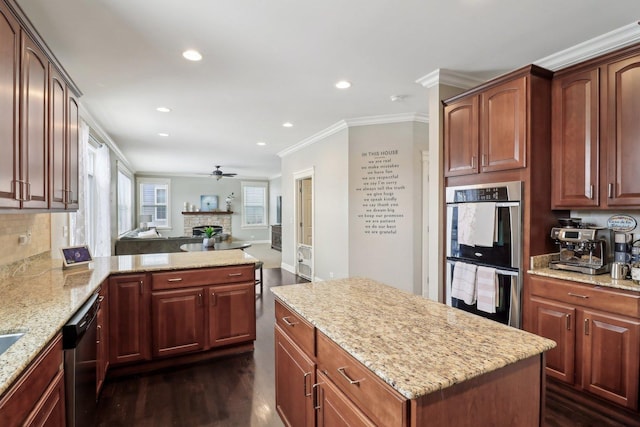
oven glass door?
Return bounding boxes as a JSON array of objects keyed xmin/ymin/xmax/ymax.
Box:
[{"xmin": 446, "ymin": 202, "xmax": 520, "ymax": 269}]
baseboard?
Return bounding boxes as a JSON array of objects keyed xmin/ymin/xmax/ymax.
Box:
[{"xmin": 281, "ymin": 263, "xmax": 295, "ymax": 274}]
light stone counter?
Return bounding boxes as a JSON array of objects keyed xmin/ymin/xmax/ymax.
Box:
[
  {"xmin": 0, "ymin": 250, "xmax": 257, "ymax": 396},
  {"xmin": 529, "ymin": 254, "xmax": 640, "ymax": 292},
  {"xmin": 271, "ymin": 277, "xmax": 555, "ymax": 400}
]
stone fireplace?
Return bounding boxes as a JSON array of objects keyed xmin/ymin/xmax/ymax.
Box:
[{"xmin": 182, "ymin": 212, "xmax": 233, "ymax": 236}]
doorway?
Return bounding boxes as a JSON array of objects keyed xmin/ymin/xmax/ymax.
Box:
[{"xmin": 294, "ymin": 170, "xmax": 313, "ymax": 280}]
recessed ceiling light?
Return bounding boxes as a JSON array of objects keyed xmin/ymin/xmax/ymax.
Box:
[
  {"xmin": 282, "ymin": 122, "xmax": 293, "ymax": 128},
  {"xmin": 257, "ymin": 141, "xmax": 267, "ymax": 146},
  {"xmin": 156, "ymin": 107, "xmax": 171, "ymax": 113},
  {"xmin": 158, "ymin": 133, "xmax": 169, "ymax": 137},
  {"xmin": 335, "ymin": 80, "xmax": 351, "ymax": 89},
  {"xmin": 182, "ymin": 49, "xmax": 202, "ymax": 61}
]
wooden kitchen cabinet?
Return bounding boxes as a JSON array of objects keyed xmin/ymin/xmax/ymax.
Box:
[
  {"xmin": 551, "ymin": 67, "xmax": 601, "ymax": 208},
  {"xmin": 275, "ymin": 325, "xmax": 316, "ymax": 427},
  {"xmin": 0, "ymin": 334, "xmax": 65, "ymax": 427},
  {"xmin": 316, "ymin": 370, "xmax": 375, "ymax": 427},
  {"xmin": 96, "ymin": 282, "xmax": 109, "ymax": 396},
  {"xmin": 0, "ymin": 5, "xmax": 21, "ymax": 209},
  {"xmin": 49, "ymin": 66, "xmax": 66, "ymax": 210},
  {"xmin": 65, "ymin": 94, "xmax": 80, "ymax": 210},
  {"xmin": 443, "ymin": 65, "xmax": 549, "ymax": 177},
  {"xmin": 151, "ymin": 287, "xmax": 205, "ymax": 357},
  {"xmin": 208, "ymin": 282, "xmax": 255, "ymax": 347},
  {"xmin": 527, "ymin": 275, "xmax": 640, "ymax": 410},
  {"xmin": 109, "ymin": 273, "xmax": 151, "ymax": 365}
]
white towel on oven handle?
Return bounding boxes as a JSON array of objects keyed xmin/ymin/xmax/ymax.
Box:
[
  {"xmin": 476, "ymin": 266, "xmax": 498, "ymax": 314},
  {"xmin": 451, "ymin": 261, "xmax": 477, "ymax": 305}
]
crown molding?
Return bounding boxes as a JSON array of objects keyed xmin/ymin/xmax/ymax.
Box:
[
  {"xmin": 79, "ymin": 103, "xmax": 133, "ymax": 171},
  {"xmin": 535, "ymin": 21, "xmax": 640, "ymax": 71},
  {"xmin": 277, "ymin": 113, "xmax": 428, "ymax": 158},
  {"xmin": 416, "ymin": 69, "xmax": 486, "ymax": 89}
]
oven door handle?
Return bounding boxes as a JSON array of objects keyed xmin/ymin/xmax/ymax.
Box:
[{"xmin": 446, "ymin": 259, "xmax": 519, "ymax": 277}]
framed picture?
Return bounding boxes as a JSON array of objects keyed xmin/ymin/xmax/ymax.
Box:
[{"xmin": 200, "ymin": 195, "xmax": 219, "ymax": 211}]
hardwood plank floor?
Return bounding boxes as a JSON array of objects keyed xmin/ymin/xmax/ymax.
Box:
[{"xmin": 94, "ymin": 269, "xmax": 624, "ymax": 426}]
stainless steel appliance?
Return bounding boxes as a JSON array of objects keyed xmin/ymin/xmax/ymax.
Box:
[
  {"xmin": 549, "ymin": 226, "xmax": 612, "ymax": 275},
  {"xmin": 445, "ymin": 181, "xmax": 523, "ymax": 328},
  {"xmin": 63, "ymin": 292, "xmax": 100, "ymax": 427}
]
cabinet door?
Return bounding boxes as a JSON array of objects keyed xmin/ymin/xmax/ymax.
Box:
[
  {"xmin": 0, "ymin": 6, "xmax": 21, "ymax": 208},
  {"xmin": 551, "ymin": 68, "xmax": 600, "ymax": 208},
  {"xmin": 316, "ymin": 370, "xmax": 375, "ymax": 427},
  {"xmin": 66, "ymin": 95, "xmax": 79, "ymax": 210},
  {"xmin": 529, "ymin": 297, "xmax": 576, "ymax": 384},
  {"xmin": 480, "ymin": 76, "xmax": 527, "ymax": 172},
  {"xmin": 109, "ymin": 274, "xmax": 151, "ymax": 364},
  {"xmin": 604, "ymin": 55, "xmax": 640, "ymax": 206},
  {"xmin": 152, "ymin": 288, "xmax": 205, "ymax": 357},
  {"xmin": 275, "ymin": 326, "xmax": 315, "ymax": 427},
  {"xmin": 49, "ymin": 66, "xmax": 66, "ymax": 209},
  {"xmin": 96, "ymin": 284, "xmax": 109, "ymax": 396},
  {"xmin": 20, "ymin": 33, "xmax": 48, "ymax": 209},
  {"xmin": 23, "ymin": 370, "xmax": 65, "ymax": 427},
  {"xmin": 208, "ymin": 282, "xmax": 255, "ymax": 347},
  {"xmin": 444, "ymin": 96, "xmax": 479, "ymax": 176},
  {"xmin": 581, "ymin": 309, "xmax": 640, "ymax": 410}
]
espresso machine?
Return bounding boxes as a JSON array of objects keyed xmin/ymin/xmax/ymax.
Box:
[{"xmin": 549, "ymin": 225, "xmax": 613, "ymax": 275}]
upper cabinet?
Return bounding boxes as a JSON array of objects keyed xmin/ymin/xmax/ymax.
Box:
[
  {"xmin": 552, "ymin": 46, "xmax": 640, "ymax": 209},
  {"xmin": 444, "ymin": 65, "xmax": 550, "ymax": 177},
  {"xmin": 0, "ymin": 1, "xmax": 80, "ymax": 212}
]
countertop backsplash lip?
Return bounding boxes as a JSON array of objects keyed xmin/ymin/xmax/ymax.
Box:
[
  {"xmin": 0, "ymin": 250, "xmax": 258, "ymax": 397},
  {"xmin": 529, "ymin": 253, "xmax": 640, "ymax": 292},
  {"xmin": 272, "ymin": 278, "xmax": 556, "ymax": 400}
]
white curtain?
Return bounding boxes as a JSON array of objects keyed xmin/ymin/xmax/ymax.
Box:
[
  {"xmin": 69, "ymin": 120, "xmax": 89, "ymax": 247},
  {"xmin": 93, "ymin": 140, "xmax": 111, "ymax": 257}
]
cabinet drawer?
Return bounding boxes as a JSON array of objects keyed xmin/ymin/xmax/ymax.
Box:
[
  {"xmin": 529, "ymin": 275, "xmax": 640, "ymax": 318},
  {"xmin": 316, "ymin": 332, "xmax": 407, "ymax": 427},
  {"xmin": 152, "ymin": 265, "xmax": 254, "ymax": 290},
  {"xmin": 275, "ymin": 300, "xmax": 315, "ymax": 358}
]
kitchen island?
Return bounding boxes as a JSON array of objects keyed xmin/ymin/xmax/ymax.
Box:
[{"xmin": 273, "ymin": 278, "xmax": 556, "ymax": 426}]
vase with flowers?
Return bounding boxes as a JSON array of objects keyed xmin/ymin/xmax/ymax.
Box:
[{"xmin": 225, "ymin": 192, "xmax": 235, "ymax": 212}]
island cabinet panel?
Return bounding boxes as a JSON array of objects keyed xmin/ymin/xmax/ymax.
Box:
[
  {"xmin": 529, "ymin": 297, "xmax": 576, "ymax": 384},
  {"xmin": 316, "ymin": 370, "xmax": 375, "ymax": 427},
  {"xmin": 0, "ymin": 334, "xmax": 65, "ymax": 427},
  {"xmin": 275, "ymin": 325, "xmax": 316, "ymax": 427},
  {"xmin": 527, "ymin": 274, "xmax": 640, "ymax": 410},
  {"xmin": 580, "ymin": 309, "xmax": 640, "ymax": 410},
  {"xmin": 0, "ymin": 5, "xmax": 20, "ymax": 208},
  {"xmin": 109, "ymin": 273, "xmax": 151, "ymax": 365},
  {"xmin": 444, "ymin": 96, "xmax": 479, "ymax": 176},
  {"xmin": 208, "ymin": 282, "xmax": 255, "ymax": 347},
  {"xmin": 316, "ymin": 332, "xmax": 407, "ymax": 427},
  {"xmin": 480, "ymin": 75, "xmax": 527, "ymax": 173},
  {"xmin": 551, "ymin": 68, "xmax": 600, "ymax": 208},
  {"xmin": 275, "ymin": 300, "xmax": 315, "ymax": 358},
  {"xmin": 152, "ymin": 287, "xmax": 205, "ymax": 357}
]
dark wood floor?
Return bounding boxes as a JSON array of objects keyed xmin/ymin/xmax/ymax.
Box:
[{"xmin": 95, "ymin": 269, "xmax": 623, "ymax": 427}]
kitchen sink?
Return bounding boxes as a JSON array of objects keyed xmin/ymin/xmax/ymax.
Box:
[{"xmin": 0, "ymin": 332, "xmax": 25, "ymax": 356}]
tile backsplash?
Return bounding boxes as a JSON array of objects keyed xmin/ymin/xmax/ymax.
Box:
[{"xmin": 0, "ymin": 214, "xmax": 51, "ymax": 266}]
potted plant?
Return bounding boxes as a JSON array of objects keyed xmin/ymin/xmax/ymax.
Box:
[{"xmin": 202, "ymin": 226, "xmax": 217, "ymax": 248}]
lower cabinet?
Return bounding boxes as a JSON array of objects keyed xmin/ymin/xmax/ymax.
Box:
[
  {"xmin": 528, "ymin": 275, "xmax": 640, "ymax": 410},
  {"xmin": 316, "ymin": 370, "xmax": 375, "ymax": 427},
  {"xmin": 0, "ymin": 334, "xmax": 65, "ymax": 427},
  {"xmin": 152, "ymin": 287, "xmax": 205, "ymax": 358},
  {"xmin": 208, "ymin": 282, "xmax": 256, "ymax": 347}
]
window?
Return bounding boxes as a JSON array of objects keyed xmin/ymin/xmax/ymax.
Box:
[
  {"xmin": 117, "ymin": 168, "xmax": 133, "ymax": 235},
  {"xmin": 242, "ymin": 181, "xmax": 267, "ymax": 227},
  {"xmin": 138, "ymin": 178, "xmax": 171, "ymax": 229}
]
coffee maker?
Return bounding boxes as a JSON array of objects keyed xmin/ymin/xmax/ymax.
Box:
[{"xmin": 549, "ymin": 224, "xmax": 613, "ymax": 275}]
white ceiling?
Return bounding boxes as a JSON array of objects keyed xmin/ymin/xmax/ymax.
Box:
[{"xmin": 15, "ymin": 0, "xmax": 640, "ymax": 179}]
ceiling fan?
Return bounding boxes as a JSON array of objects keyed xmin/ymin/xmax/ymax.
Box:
[{"xmin": 210, "ymin": 165, "xmax": 237, "ymax": 181}]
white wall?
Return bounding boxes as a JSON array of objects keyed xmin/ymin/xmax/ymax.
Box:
[
  {"xmin": 269, "ymin": 175, "xmax": 282, "ymax": 225},
  {"xmin": 137, "ymin": 174, "xmax": 270, "ymax": 242},
  {"xmin": 281, "ymin": 129, "xmax": 350, "ymax": 279},
  {"xmin": 348, "ymin": 121, "xmax": 428, "ymax": 294}
]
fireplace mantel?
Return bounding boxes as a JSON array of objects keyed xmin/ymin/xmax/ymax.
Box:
[{"xmin": 182, "ymin": 211, "xmax": 233, "ymax": 215}]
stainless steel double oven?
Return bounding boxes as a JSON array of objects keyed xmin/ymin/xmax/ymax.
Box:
[{"xmin": 445, "ymin": 181, "xmax": 523, "ymax": 328}]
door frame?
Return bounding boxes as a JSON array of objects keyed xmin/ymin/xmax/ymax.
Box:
[{"xmin": 293, "ymin": 167, "xmax": 314, "ymax": 280}]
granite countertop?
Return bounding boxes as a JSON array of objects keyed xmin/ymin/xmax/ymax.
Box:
[
  {"xmin": 529, "ymin": 254, "xmax": 640, "ymax": 293},
  {"xmin": 271, "ymin": 278, "xmax": 555, "ymax": 400},
  {"xmin": 0, "ymin": 250, "xmax": 258, "ymax": 396}
]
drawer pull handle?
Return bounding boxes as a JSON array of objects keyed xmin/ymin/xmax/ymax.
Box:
[
  {"xmin": 566, "ymin": 314, "xmax": 571, "ymax": 331},
  {"xmin": 282, "ymin": 316, "xmax": 298, "ymax": 327},
  {"xmin": 337, "ymin": 367, "xmax": 363, "ymax": 385},
  {"xmin": 303, "ymin": 372, "xmax": 312, "ymax": 397},
  {"xmin": 568, "ymin": 292, "xmax": 588, "ymax": 299},
  {"xmin": 312, "ymin": 383, "xmax": 321, "ymax": 410},
  {"xmin": 608, "ymin": 183, "xmax": 614, "ymax": 198},
  {"xmin": 167, "ymin": 278, "xmax": 183, "ymax": 282},
  {"xmin": 228, "ymin": 272, "xmax": 243, "ymax": 277}
]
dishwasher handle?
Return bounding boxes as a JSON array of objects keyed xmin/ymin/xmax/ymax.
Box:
[{"xmin": 62, "ymin": 292, "xmax": 100, "ymax": 349}]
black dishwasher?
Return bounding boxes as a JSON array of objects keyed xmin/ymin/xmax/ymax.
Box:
[{"xmin": 63, "ymin": 292, "xmax": 100, "ymax": 427}]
